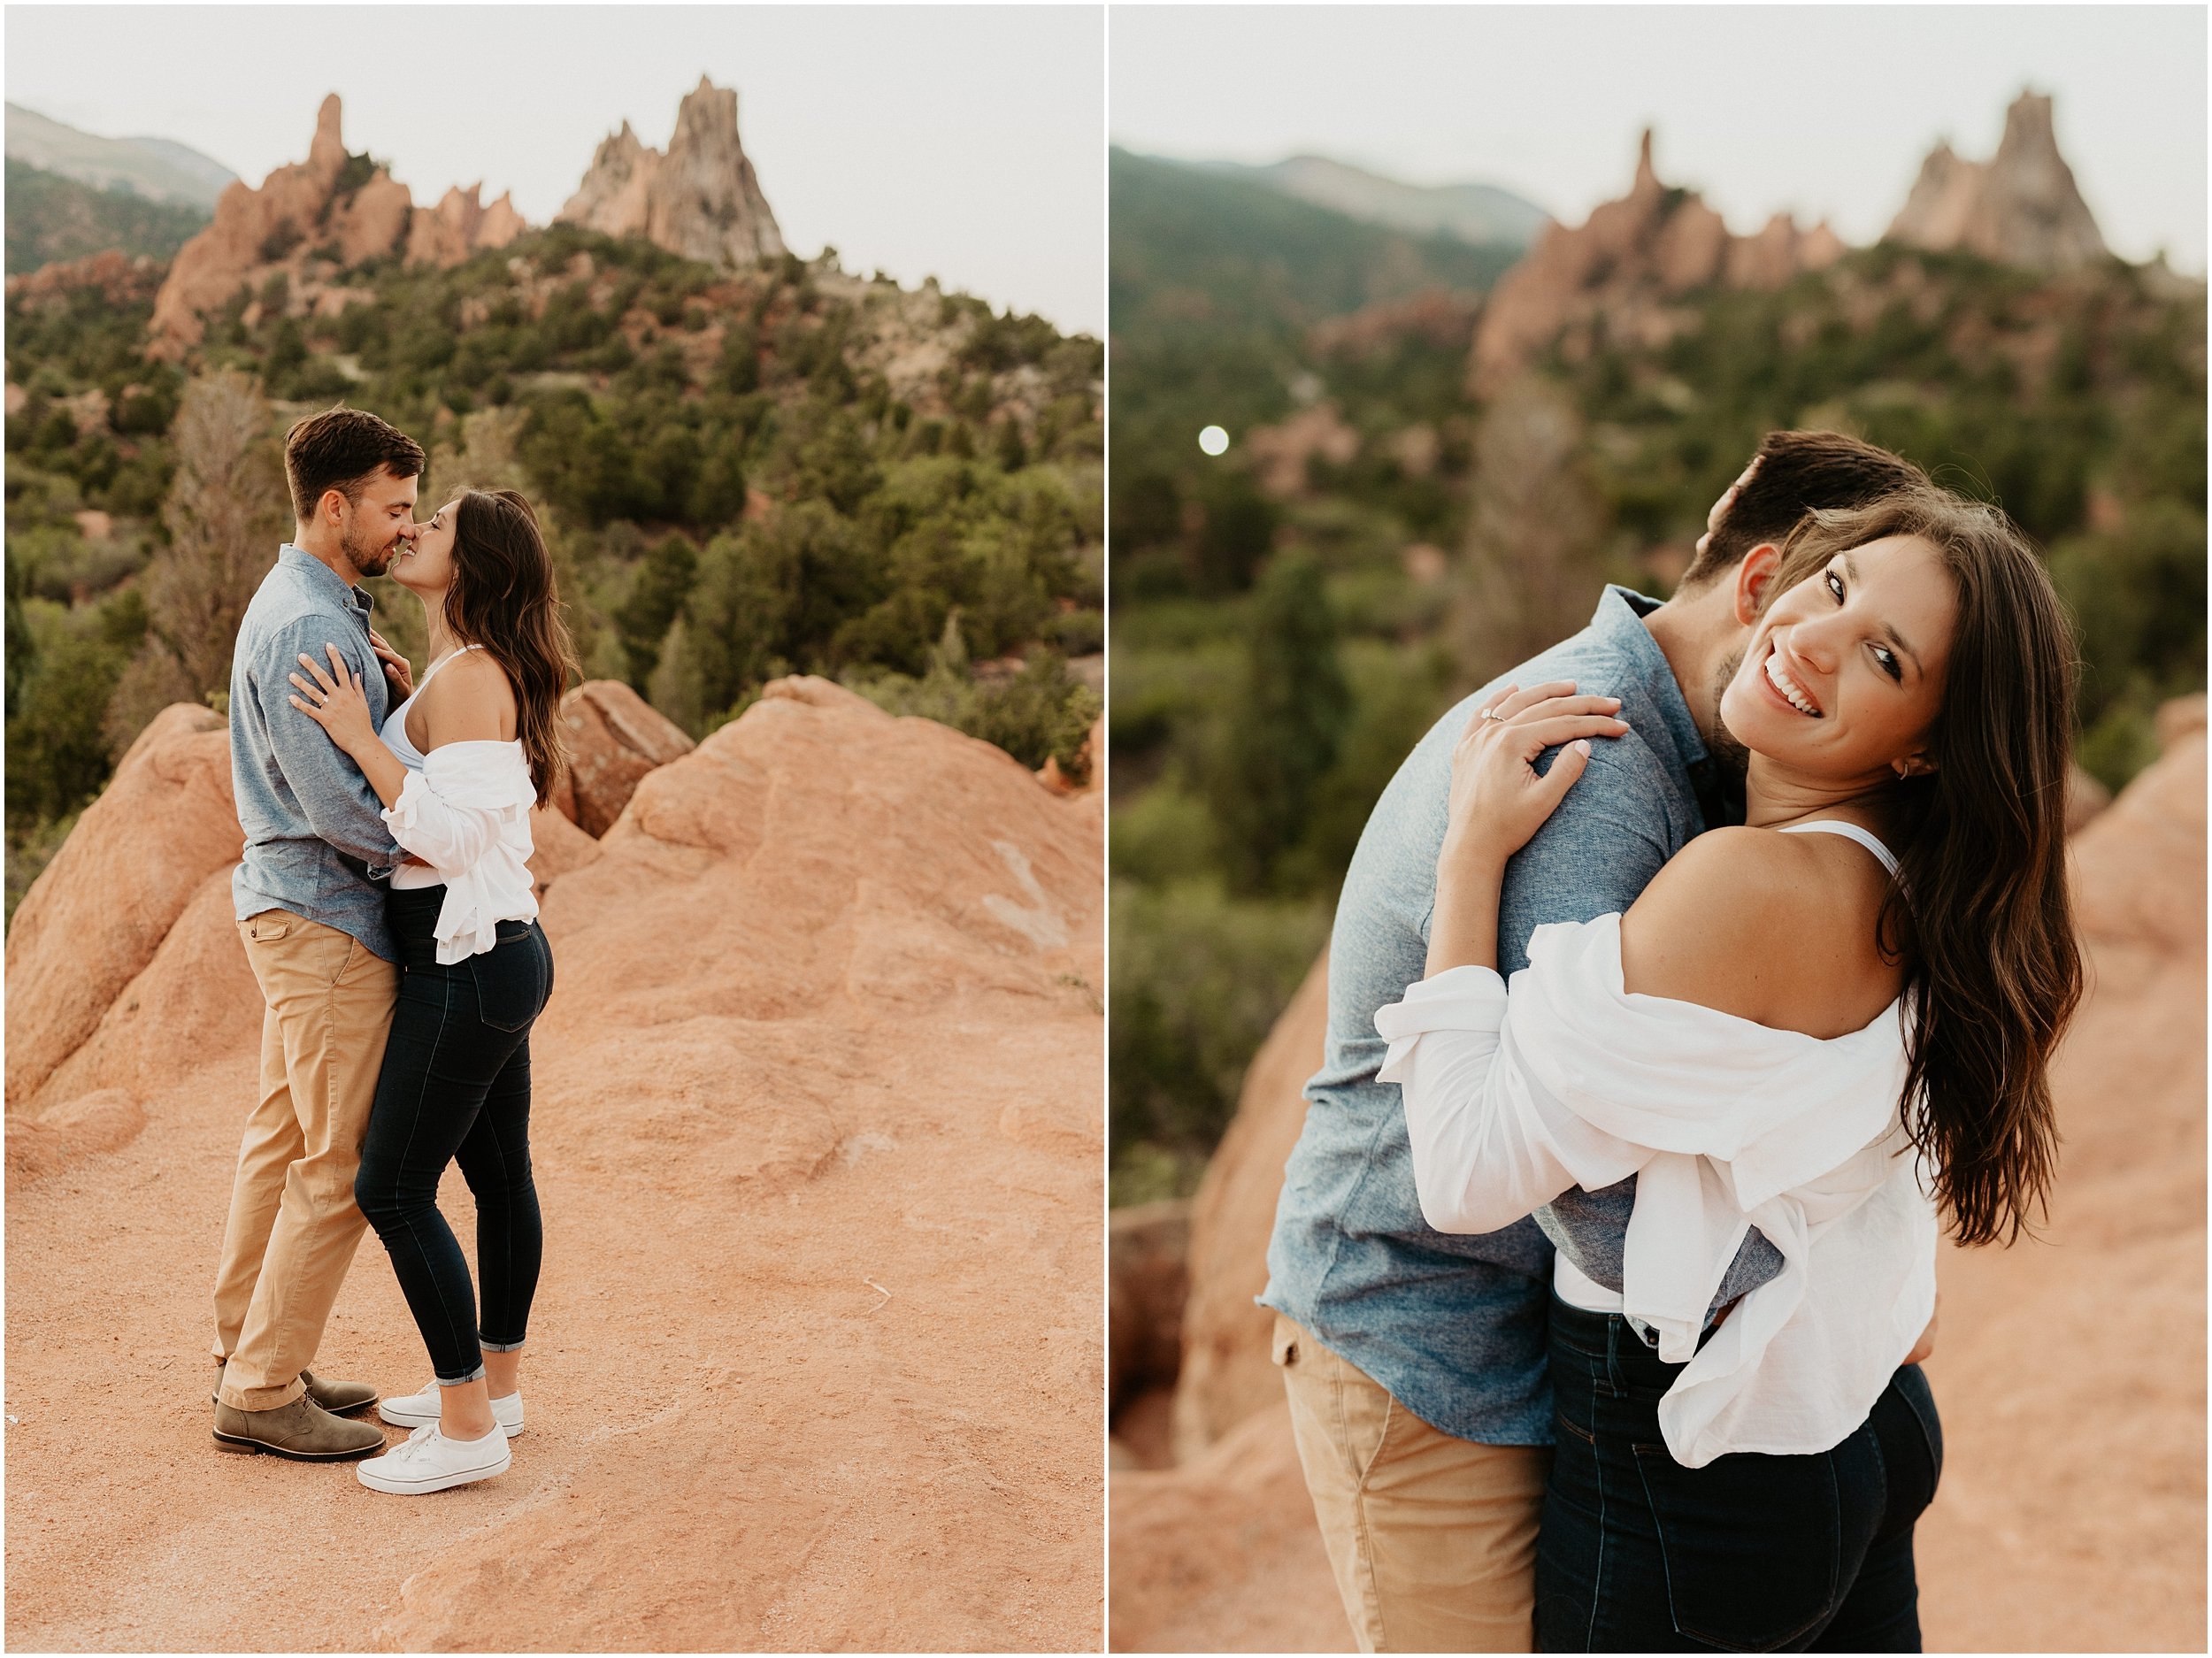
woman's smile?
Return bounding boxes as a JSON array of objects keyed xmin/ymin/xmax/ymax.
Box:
[{"xmin": 1760, "ymin": 642, "xmax": 1824, "ymax": 718}]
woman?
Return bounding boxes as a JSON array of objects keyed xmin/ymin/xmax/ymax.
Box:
[
  {"xmin": 288, "ymin": 487, "xmax": 576, "ymax": 1496},
  {"xmin": 1379, "ymin": 486, "xmax": 2080, "ymax": 1650}
]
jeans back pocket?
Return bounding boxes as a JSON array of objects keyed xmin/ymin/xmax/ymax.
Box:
[
  {"xmin": 1631, "ymin": 1432, "xmax": 1873, "ymax": 1652},
  {"xmin": 469, "ymin": 925, "xmax": 550, "ymax": 1033}
]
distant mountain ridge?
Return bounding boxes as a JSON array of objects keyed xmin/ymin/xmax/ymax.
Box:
[
  {"xmin": 1110, "ymin": 147, "xmax": 1521, "ymax": 340},
  {"xmin": 1196, "ymin": 153, "xmax": 1548, "ymax": 252},
  {"xmin": 4, "ymin": 103, "xmax": 234, "ymax": 209}
]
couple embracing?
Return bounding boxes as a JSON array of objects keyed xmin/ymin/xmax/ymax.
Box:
[
  {"xmin": 1264, "ymin": 431, "xmax": 2082, "ymax": 1650},
  {"xmin": 208, "ymin": 407, "xmax": 573, "ymax": 1496}
]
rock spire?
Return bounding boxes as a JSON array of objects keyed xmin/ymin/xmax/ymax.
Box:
[
  {"xmin": 149, "ymin": 95, "xmax": 527, "ymax": 355},
  {"xmin": 1466, "ymin": 128, "xmax": 1844, "ymax": 398},
  {"xmin": 1886, "ymin": 90, "xmax": 2108, "ymax": 272},
  {"xmin": 558, "ymin": 76, "xmax": 786, "ymax": 268}
]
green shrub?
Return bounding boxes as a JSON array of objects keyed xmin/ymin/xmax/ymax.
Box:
[{"xmin": 1109, "ymin": 878, "xmax": 1330, "ymax": 1164}]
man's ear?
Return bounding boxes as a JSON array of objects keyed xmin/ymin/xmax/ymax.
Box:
[
  {"xmin": 1731, "ymin": 543, "xmax": 1784, "ymax": 626},
  {"xmin": 319, "ymin": 487, "xmax": 349, "ymax": 526}
]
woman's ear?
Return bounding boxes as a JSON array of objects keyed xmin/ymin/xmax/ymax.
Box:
[
  {"xmin": 1893, "ymin": 751, "xmax": 1937, "ymax": 779},
  {"xmin": 1732, "ymin": 542, "xmax": 1784, "ymax": 626}
]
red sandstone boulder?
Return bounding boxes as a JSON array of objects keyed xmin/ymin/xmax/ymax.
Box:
[
  {"xmin": 2070, "ymin": 718, "xmax": 2206, "ymax": 954},
  {"xmin": 558, "ymin": 679, "xmax": 696, "ymax": 836},
  {"xmin": 526, "ymin": 800, "xmax": 601, "ymax": 893},
  {"xmin": 1111, "ymin": 1200, "xmax": 1191, "ymax": 1416},
  {"xmin": 1170, "ymin": 955, "xmax": 1328, "ymax": 1461},
  {"xmin": 5, "ymin": 704, "xmax": 241, "ymax": 1108},
  {"xmin": 1110, "ymin": 1401, "xmax": 1349, "ymax": 1653}
]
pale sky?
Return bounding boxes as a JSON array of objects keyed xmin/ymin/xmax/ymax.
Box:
[
  {"xmin": 1110, "ymin": 5, "xmax": 2208, "ymax": 272},
  {"xmin": 5, "ymin": 4, "xmax": 1107, "ymax": 334}
]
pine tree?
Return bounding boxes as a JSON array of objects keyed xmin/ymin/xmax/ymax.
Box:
[{"xmin": 1207, "ymin": 551, "xmax": 1351, "ymax": 894}]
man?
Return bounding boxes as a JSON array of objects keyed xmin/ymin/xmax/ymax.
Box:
[
  {"xmin": 210, "ymin": 407, "xmax": 425, "ymax": 1460},
  {"xmin": 1261, "ymin": 431, "xmax": 1934, "ymax": 1651}
]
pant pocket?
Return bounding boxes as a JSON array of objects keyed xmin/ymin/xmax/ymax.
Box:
[
  {"xmin": 1632, "ymin": 1440, "xmax": 1847, "ymax": 1652},
  {"xmin": 468, "ymin": 928, "xmax": 549, "ymax": 1032}
]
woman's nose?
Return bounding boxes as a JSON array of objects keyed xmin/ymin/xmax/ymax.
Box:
[{"xmin": 1788, "ymin": 618, "xmax": 1842, "ymax": 673}]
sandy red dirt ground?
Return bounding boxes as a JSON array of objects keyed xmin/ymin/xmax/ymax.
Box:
[{"xmin": 8, "ymin": 680, "xmax": 1104, "ymax": 1651}]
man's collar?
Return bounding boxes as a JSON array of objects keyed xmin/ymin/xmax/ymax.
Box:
[
  {"xmin": 278, "ymin": 544, "xmax": 373, "ymax": 614},
  {"xmin": 1587, "ymin": 584, "xmax": 1708, "ymax": 771}
]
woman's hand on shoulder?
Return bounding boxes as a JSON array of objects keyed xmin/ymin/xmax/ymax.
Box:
[
  {"xmin": 288, "ymin": 644, "xmax": 380, "ymax": 756},
  {"xmin": 1441, "ymin": 680, "xmax": 1630, "ymax": 874},
  {"xmin": 419, "ymin": 649, "xmax": 517, "ymax": 748}
]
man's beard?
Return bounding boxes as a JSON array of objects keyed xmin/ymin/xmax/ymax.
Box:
[
  {"xmin": 1705, "ymin": 648, "xmax": 1750, "ymax": 783},
  {"xmin": 342, "ymin": 514, "xmax": 396, "ymax": 579}
]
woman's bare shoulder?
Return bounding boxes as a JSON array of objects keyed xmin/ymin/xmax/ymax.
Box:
[
  {"xmin": 419, "ymin": 647, "xmax": 516, "ymax": 741},
  {"xmin": 1621, "ymin": 827, "xmax": 1882, "ymax": 1027}
]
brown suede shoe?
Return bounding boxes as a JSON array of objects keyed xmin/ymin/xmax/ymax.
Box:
[
  {"xmin": 209, "ymin": 1364, "xmax": 378, "ymax": 1416},
  {"xmin": 212, "ymin": 1397, "xmax": 388, "ymax": 1461},
  {"xmin": 299, "ymin": 1370, "xmax": 379, "ymax": 1416}
]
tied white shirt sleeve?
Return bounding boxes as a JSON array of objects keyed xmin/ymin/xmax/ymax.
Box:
[
  {"xmin": 1377, "ymin": 914, "xmax": 1939, "ymax": 1468},
  {"xmin": 380, "ymin": 740, "xmax": 540, "ymax": 964}
]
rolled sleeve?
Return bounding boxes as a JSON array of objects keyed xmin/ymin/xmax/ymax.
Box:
[{"xmin": 1382, "ymin": 966, "xmax": 1643, "ymax": 1235}]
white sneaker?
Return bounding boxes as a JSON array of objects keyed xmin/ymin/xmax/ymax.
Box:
[
  {"xmin": 357, "ymin": 1422, "xmax": 512, "ymax": 1494},
  {"xmin": 379, "ymin": 1382, "xmax": 525, "ymax": 1438}
]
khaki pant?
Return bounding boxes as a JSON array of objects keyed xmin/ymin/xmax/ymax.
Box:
[
  {"xmin": 211, "ymin": 910, "xmax": 397, "ymax": 1411},
  {"xmin": 1275, "ymin": 1314, "xmax": 1551, "ymax": 1653}
]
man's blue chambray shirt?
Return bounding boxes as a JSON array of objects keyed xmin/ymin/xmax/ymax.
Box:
[
  {"xmin": 229, "ymin": 545, "xmax": 403, "ymax": 963},
  {"xmin": 1261, "ymin": 586, "xmax": 1784, "ymax": 1446}
]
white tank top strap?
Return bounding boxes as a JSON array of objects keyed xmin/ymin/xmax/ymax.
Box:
[
  {"xmin": 411, "ymin": 642, "xmax": 482, "ymax": 699},
  {"xmin": 1777, "ymin": 819, "xmax": 1901, "ymax": 877},
  {"xmin": 380, "ymin": 644, "xmax": 485, "ymax": 769}
]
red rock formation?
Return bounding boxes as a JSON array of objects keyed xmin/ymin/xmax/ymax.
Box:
[
  {"xmin": 559, "ymin": 76, "xmax": 787, "ymax": 269},
  {"xmin": 1168, "ymin": 956, "xmax": 1326, "ymax": 1461},
  {"xmin": 558, "ymin": 679, "xmax": 697, "ymax": 836},
  {"xmin": 1110, "ymin": 1402, "xmax": 1350, "ymax": 1653},
  {"xmin": 3, "ymin": 248, "xmax": 163, "ymax": 310},
  {"xmin": 1308, "ymin": 288, "xmax": 1483, "ymax": 360},
  {"xmin": 404, "ymin": 182, "xmax": 527, "ymax": 268},
  {"xmin": 4, "ymin": 704, "xmax": 241, "ymax": 1109},
  {"xmin": 1110, "ymin": 1199, "xmax": 1191, "ymax": 1417},
  {"xmin": 6, "ymin": 682, "xmax": 1102, "ymax": 1648},
  {"xmin": 150, "ymin": 95, "xmax": 533, "ymax": 355},
  {"xmin": 1467, "ymin": 131, "xmax": 1846, "ymax": 398},
  {"xmin": 1887, "ymin": 91, "xmax": 2108, "ymax": 272},
  {"xmin": 1240, "ymin": 403, "xmax": 1361, "ymax": 499}
]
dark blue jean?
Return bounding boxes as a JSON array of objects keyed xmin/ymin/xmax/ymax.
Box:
[
  {"xmin": 1536, "ymin": 1296, "xmax": 1942, "ymax": 1653},
  {"xmin": 355, "ymin": 885, "xmax": 552, "ymax": 1384}
]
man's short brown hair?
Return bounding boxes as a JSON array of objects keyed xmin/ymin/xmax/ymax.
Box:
[
  {"xmin": 284, "ymin": 406, "xmax": 426, "ymax": 523},
  {"xmin": 1679, "ymin": 430, "xmax": 1931, "ymax": 587}
]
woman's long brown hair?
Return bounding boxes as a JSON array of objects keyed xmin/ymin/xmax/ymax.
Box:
[
  {"xmin": 1763, "ymin": 487, "xmax": 2084, "ymax": 1247},
  {"xmin": 445, "ymin": 488, "xmax": 579, "ymax": 803}
]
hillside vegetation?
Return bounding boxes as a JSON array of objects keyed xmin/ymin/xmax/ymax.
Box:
[
  {"xmin": 1109, "ymin": 153, "xmax": 2207, "ymax": 1202},
  {"xmin": 6, "ymin": 215, "xmax": 1102, "ymax": 918},
  {"xmin": 5, "ymin": 158, "xmax": 211, "ymax": 275}
]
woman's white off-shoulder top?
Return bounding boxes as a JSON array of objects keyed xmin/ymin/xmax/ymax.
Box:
[
  {"xmin": 377, "ymin": 645, "xmax": 540, "ymax": 964},
  {"xmin": 1374, "ymin": 828, "xmax": 1937, "ymax": 1468}
]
